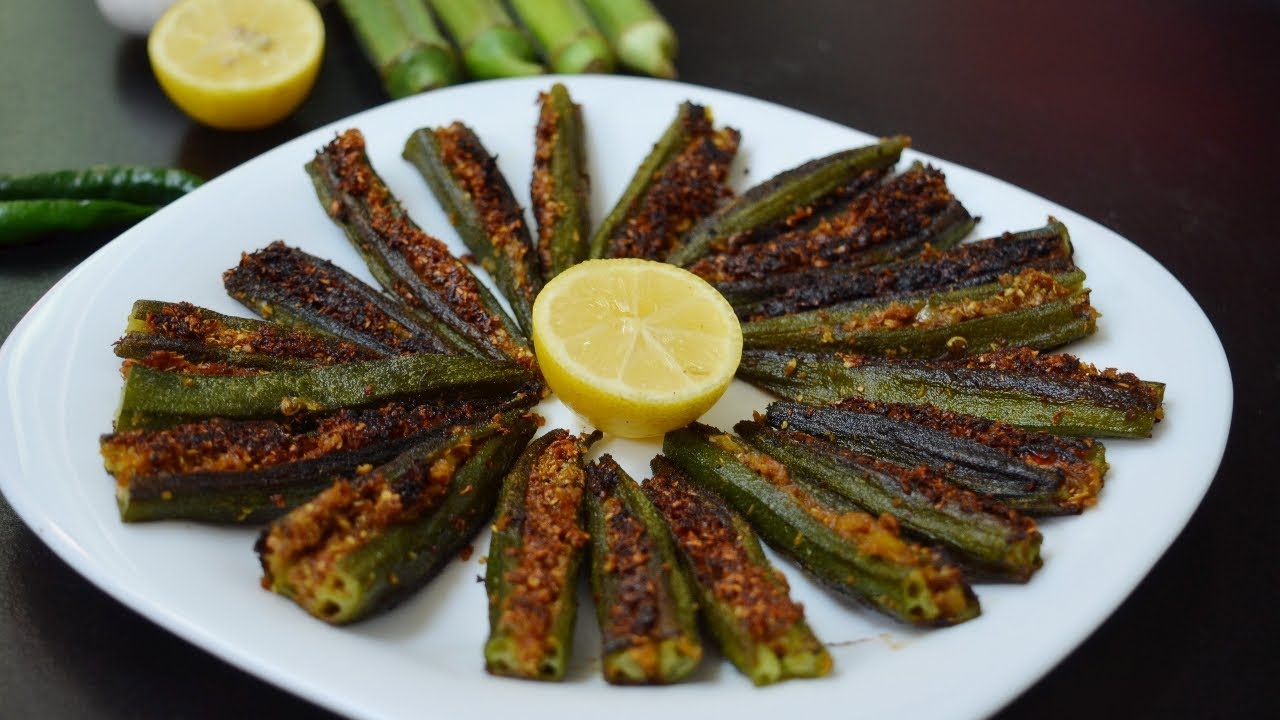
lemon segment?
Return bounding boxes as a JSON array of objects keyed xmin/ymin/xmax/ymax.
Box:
[
  {"xmin": 533, "ymin": 258, "xmax": 743, "ymax": 438},
  {"xmin": 147, "ymin": 0, "xmax": 324, "ymax": 130}
]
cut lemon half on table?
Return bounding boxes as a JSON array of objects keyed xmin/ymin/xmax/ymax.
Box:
[
  {"xmin": 147, "ymin": 0, "xmax": 324, "ymax": 130},
  {"xmin": 533, "ymin": 258, "xmax": 743, "ymax": 438}
]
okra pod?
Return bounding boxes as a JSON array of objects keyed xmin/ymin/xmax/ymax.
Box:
[
  {"xmin": 734, "ymin": 419, "xmax": 1043, "ymax": 580},
  {"xmin": 336, "ymin": 0, "xmax": 463, "ymax": 98},
  {"xmin": 509, "ymin": 0, "xmax": 615, "ymax": 74},
  {"xmin": 643, "ymin": 456, "xmax": 830, "ymax": 685},
  {"xmin": 114, "ymin": 352, "xmax": 537, "ymax": 432},
  {"xmin": 484, "ymin": 429, "xmax": 595, "ymax": 680},
  {"xmin": 532, "ymin": 84, "xmax": 592, "ymax": 280},
  {"xmin": 114, "ymin": 300, "xmax": 377, "ymax": 373},
  {"xmin": 584, "ymin": 455, "xmax": 701, "ymax": 684},
  {"xmin": 224, "ymin": 241, "xmax": 460, "ymax": 357},
  {"xmin": 403, "ymin": 123, "xmax": 543, "ymax": 335},
  {"xmin": 687, "ymin": 164, "xmax": 972, "ymax": 283},
  {"xmin": 727, "ymin": 218, "xmax": 1076, "ymax": 320},
  {"xmin": 662, "ymin": 424, "xmax": 980, "ymax": 626},
  {"xmin": 582, "ymin": 0, "xmax": 677, "ymax": 78},
  {"xmin": 308, "ymin": 129, "xmax": 534, "ymax": 366},
  {"xmin": 589, "ymin": 102, "xmax": 740, "ymax": 260},
  {"xmin": 763, "ymin": 398, "xmax": 1108, "ymax": 514},
  {"xmin": 738, "ymin": 346, "xmax": 1164, "ymax": 438},
  {"xmin": 429, "ymin": 0, "xmax": 545, "ymax": 78},
  {"xmin": 740, "ymin": 268, "xmax": 1098, "ymax": 357},
  {"xmin": 104, "ymin": 398, "xmax": 518, "ymax": 523},
  {"xmin": 667, "ymin": 137, "xmax": 910, "ymax": 267},
  {"xmin": 258, "ymin": 412, "xmax": 537, "ymax": 623}
]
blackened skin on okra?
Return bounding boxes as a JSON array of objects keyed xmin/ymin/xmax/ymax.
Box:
[
  {"xmin": 644, "ymin": 456, "xmax": 831, "ymax": 685},
  {"xmin": 258, "ymin": 412, "xmax": 536, "ymax": 624},
  {"xmin": 686, "ymin": 164, "xmax": 970, "ymax": 283},
  {"xmin": 738, "ymin": 346, "xmax": 1164, "ymax": 438},
  {"xmin": 584, "ymin": 455, "xmax": 702, "ymax": 684},
  {"xmin": 662, "ymin": 424, "xmax": 980, "ymax": 627},
  {"xmin": 734, "ymin": 419, "xmax": 1043, "ymax": 581},
  {"xmin": 726, "ymin": 218, "xmax": 1076, "ymax": 320},
  {"xmin": 485, "ymin": 429, "xmax": 596, "ymax": 681},
  {"xmin": 114, "ymin": 300, "xmax": 377, "ymax": 374},
  {"xmin": 589, "ymin": 102, "xmax": 740, "ymax": 261},
  {"xmin": 667, "ymin": 136, "xmax": 910, "ymax": 267},
  {"xmin": 532, "ymin": 83, "xmax": 592, "ymax": 281},
  {"xmin": 764, "ymin": 398, "xmax": 1108, "ymax": 514},
  {"xmin": 307, "ymin": 130, "xmax": 534, "ymax": 367},
  {"xmin": 403, "ymin": 122, "xmax": 543, "ymax": 335},
  {"xmin": 223, "ymin": 241, "xmax": 457, "ymax": 357},
  {"xmin": 740, "ymin": 268, "xmax": 1098, "ymax": 358},
  {"xmin": 103, "ymin": 398, "xmax": 519, "ymax": 523}
]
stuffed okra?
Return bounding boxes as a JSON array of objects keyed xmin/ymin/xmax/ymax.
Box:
[
  {"xmin": 734, "ymin": 419, "xmax": 1043, "ymax": 580},
  {"xmin": 644, "ymin": 456, "xmax": 831, "ymax": 685},
  {"xmin": 484, "ymin": 429, "xmax": 595, "ymax": 680},
  {"xmin": 403, "ymin": 122, "xmax": 543, "ymax": 334},
  {"xmin": 258, "ymin": 412, "xmax": 536, "ymax": 623},
  {"xmin": 762, "ymin": 398, "xmax": 1108, "ymax": 514},
  {"xmin": 584, "ymin": 455, "xmax": 701, "ymax": 684},
  {"xmin": 588, "ymin": 102, "xmax": 740, "ymax": 260},
  {"xmin": 307, "ymin": 129, "xmax": 534, "ymax": 366},
  {"xmin": 532, "ymin": 83, "xmax": 592, "ymax": 280},
  {"xmin": 738, "ymin": 346, "xmax": 1164, "ymax": 438},
  {"xmin": 663, "ymin": 424, "xmax": 980, "ymax": 626}
]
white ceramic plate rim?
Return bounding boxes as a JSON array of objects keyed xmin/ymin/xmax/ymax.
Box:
[{"xmin": 0, "ymin": 76, "xmax": 1232, "ymax": 720}]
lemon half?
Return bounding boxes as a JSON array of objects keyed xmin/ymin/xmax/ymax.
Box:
[
  {"xmin": 532, "ymin": 259, "xmax": 743, "ymax": 438},
  {"xmin": 148, "ymin": 0, "xmax": 324, "ymax": 130}
]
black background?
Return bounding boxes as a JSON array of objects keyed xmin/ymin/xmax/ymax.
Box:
[{"xmin": 2, "ymin": 1, "xmax": 1277, "ymax": 717}]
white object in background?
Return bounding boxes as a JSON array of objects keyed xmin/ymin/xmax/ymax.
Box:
[{"xmin": 95, "ymin": 0, "xmax": 178, "ymax": 35}]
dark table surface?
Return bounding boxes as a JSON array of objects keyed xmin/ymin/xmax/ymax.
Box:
[{"xmin": 2, "ymin": 1, "xmax": 1277, "ymax": 717}]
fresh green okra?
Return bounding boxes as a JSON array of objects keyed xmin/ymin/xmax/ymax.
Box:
[
  {"xmin": 509, "ymin": 0, "xmax": 615, "ymax": 74},
  {"xmin": 336, "ymin": 0, "xmax": 463, "ymax": 98},
  {"xmin": 532, "ymin": 83, "xmax": 592, "ymax": 281}
]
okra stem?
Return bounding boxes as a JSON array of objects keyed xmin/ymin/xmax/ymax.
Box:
[
  {"xmin": 336, "ymin": 0, "xmax": 463, "ymax": 98},
  {"xmin": 509, "ymin": 0, "xmax": 615, "ymax": 74},
  {"xmin": 582, "ymin": 0, "xmax": 677, "ymax": 78},
  {"xmin": 429, "ymin": 0, "xmax": 545, "ymax": 78}
]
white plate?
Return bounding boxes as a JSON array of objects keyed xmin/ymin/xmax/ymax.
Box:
[{"xmin": 0, "ymin": 76, "xmax": 1231, "ymax": 720}]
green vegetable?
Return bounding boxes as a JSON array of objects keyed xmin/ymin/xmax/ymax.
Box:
[
  {"xmin": 668, "ymin": 137, "xmax": 910, "ymax": 267},
  {"xmin": 0, "ymin": 165, "xmax": 202, "ymax": 204},
  {"xmin": 582, "ymin": 0, "xmax": 677, "ymax": 78},
  {"xmin": 258, "ymin": 412, "xmax": 536, "ymax": 623},
  {"xmin": 734, "ymin": 419, "xmax": 1043, "ymax": 580},
  {"xmin": 644, "ymin": 456, "xmax": 831, "ymax": 685},
  {"xmin": 429, "ymin": 0, "xmax": 545, "ymax": 78},
  {"xmin": 403, "ymin": 123, "xmax": 543, "ymax": 335},
  {"xmin": 531, "ymin": 83, "xmax": 592, "ymax": 280},
  {"xmin": 113, "ymin": 352, "xmax": 538, "ymax": 431},
  {"xmin": 738, "ymin": 346, "xmax": 1165, "ymax": 438},
  {"xmin": 584, "ymin": 455, "xmax": 702, "ymax": 684},
  {"xmin": 662, "ymin": 424, "xmax": 981, "ymax": 626},
  {"xmin": 0, "ymin": 198, "xmax": 155, "ymax": 244},
  {"xmin": 336, "ymin": 0, "xmax": 463, "ymax": 98},
  {"xmin": 484, "ymin": 429, "xmax": 595, "ymax": 681},
  {"xmin": 509, "ymin": 0, "xmax": 615, "ymax": 74}
]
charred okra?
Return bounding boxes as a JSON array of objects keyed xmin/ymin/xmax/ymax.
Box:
[
  {"xmin": 224, "ymin": 241, "xmax": 458, "ymax": 357},
  {"xmin": 403, "ymin": 122, "xmax": 543, "ymax": 335},
  {"xmin": 532, "ymin": 83, "xmax": 592, "ymax": 280},
  {"xmin": 258, "ymin": 412, "xmax": 536, "ymax": 623},
  {"xmin": 584, "ymin": 455, "xmax": 701, "ymax": 684},
  {"xmin": 734, "ymin": 419, "xmax": 1043, "ymax": 580},
  {"xmin": 484, "ymin": 429, "xmax": 596, "ymax": 680},
  {"xmin": 589, "ymin": 102, "xmax": 740, "ymax": 260},
  {"xmin": 763, "ymin": 398, "xmax": 1108, "ymax": 514},
  {"xmin": 740, "ymin": 268, "xmax": 1098, "ymax": 357},
  {"xmin": 687, "ymin": 164, "xmax": 972, "ymax": 283},
  {"xmin": 307, "ymin": 129, "xmax": 534, "ymax": 366},
  {"xmin": 114, "ymin": 300, "xmax": 377, "ymax": 373},
  {"xmin": 738, "ymin": 346, "xmax": 1164, "ymax": 438},
  {"xmin": 644, "ymin": 456, "xmax": 831, "ymax": 685},
  {"xmin": 725, "ymin": 218, "xmax": 1077, "ymax": 320},
  {"xmin": 667, "ymin": 136, "xmax": 910, "ymax": 266},
  {"xmin": 114, "ymin": 352, "xmax": 537, "ymax": 432},
  {"xmin": 662, "ymin": 424, "xmax": 980, "ymax": 626},
  {"xmin": 103, "ymin": 398, "xmax": 521, "ymax": 523}
]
